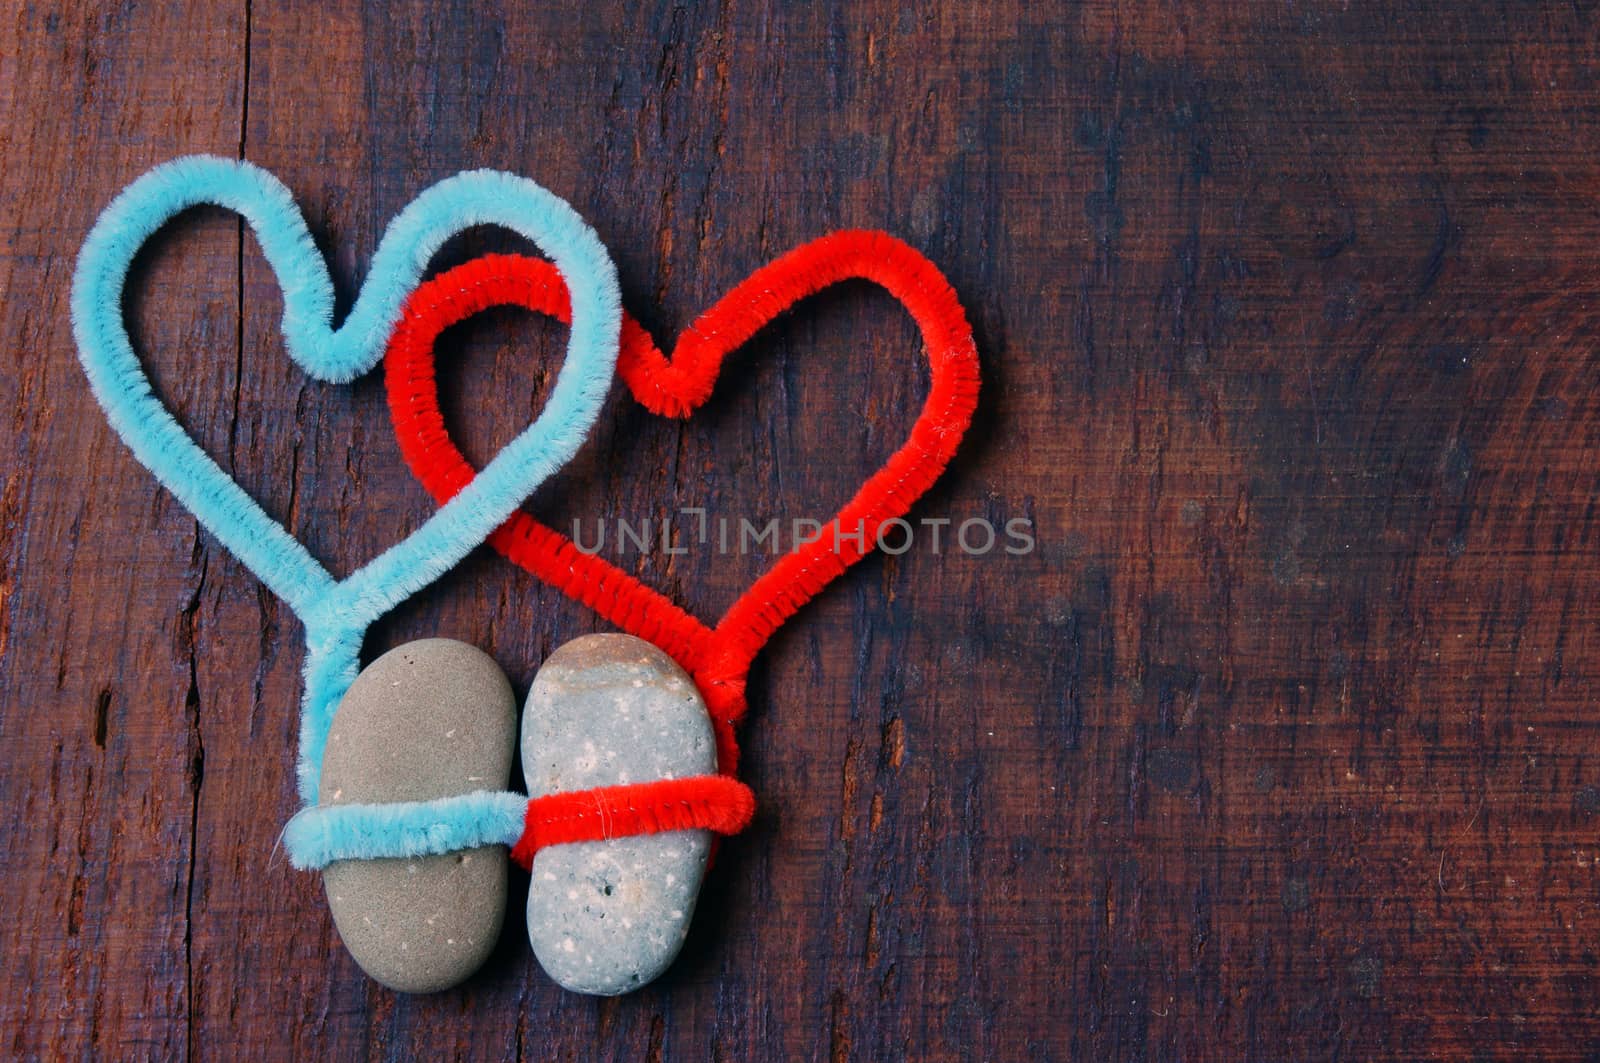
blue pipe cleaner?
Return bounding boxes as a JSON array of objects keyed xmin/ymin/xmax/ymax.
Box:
[
  {"xmin": 282, "ymin": 791, "xmax": 531, "ymax": 869},
  {"xmin": 72, "ymin": 156, "xmax": 621, "ymax": 865}
]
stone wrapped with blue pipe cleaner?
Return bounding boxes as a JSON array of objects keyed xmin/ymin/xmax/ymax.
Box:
[{"xmin": 71, "ymin": 155, "xmax": 622, "ymax": 867}]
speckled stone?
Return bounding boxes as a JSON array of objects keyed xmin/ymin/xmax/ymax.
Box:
[
  {"xmin": 522, "ymin": 633, "xmax": 716, "ymax": 995},
  {"xmin": 319, "ymin": 639, "xmax": 515, "ymax": 993}
]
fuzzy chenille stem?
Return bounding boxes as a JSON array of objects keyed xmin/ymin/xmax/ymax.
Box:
[{"xmin": 295, "ymin": 614, "xmax": 365, "ymax": 804}]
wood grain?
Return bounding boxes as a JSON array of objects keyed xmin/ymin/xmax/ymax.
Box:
[{"xmin": 5, "ymin": 1, "xmax": 1600, "ymax": 1059}]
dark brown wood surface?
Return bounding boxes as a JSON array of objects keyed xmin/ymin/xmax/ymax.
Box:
[{"xmin": 5, "ymin": 2, "xmax": 1600, "ymax": 1059}]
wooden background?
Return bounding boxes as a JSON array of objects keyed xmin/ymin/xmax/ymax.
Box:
[{"xmin": 5, "ymin": 1, "xmax": 1600, "ymax": 1059}]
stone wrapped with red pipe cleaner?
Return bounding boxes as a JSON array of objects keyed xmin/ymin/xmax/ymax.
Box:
[{"xmin": 385, "ymin": 230, "xmax": 981, "ymax": 857}]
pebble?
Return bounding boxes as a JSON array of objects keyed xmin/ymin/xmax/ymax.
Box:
[
  {"xmin": 522, "ymin": 633, "xmax": 716, "ymax": 995},
  {"xmin": 319, "ymin": 638, "xmax": 515, "ymax": 993}
]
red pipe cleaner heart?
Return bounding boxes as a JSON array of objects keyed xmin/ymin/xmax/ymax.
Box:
[{"xmin": 385, "ymin": 231, "xmax": 979, "ymax": 857}]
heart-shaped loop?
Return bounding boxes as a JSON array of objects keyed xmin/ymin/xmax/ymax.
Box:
[
  {"xmin": 72, "ymin": 156, "xmax": 623, "ymax": 801},
  {"xmin": 386, "ymin": 231, "xmax": 981, "ymax": 777}
]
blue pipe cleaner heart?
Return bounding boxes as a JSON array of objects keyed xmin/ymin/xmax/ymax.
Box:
[{"xmin": 71, "ymin": 155, "xmax": 621, "ymax": 809}]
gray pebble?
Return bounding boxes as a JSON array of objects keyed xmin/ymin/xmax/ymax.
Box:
[
  {"xmin": 523, "ymin": 634, "xmax": 715, "ymax": 995},
  {"xmin": 319, "ymin": 638, "xmax": 514, "ymax": 993}
]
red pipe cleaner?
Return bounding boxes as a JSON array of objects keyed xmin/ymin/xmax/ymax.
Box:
[{"xmin": 385, "ymin": 231, "xmax": 980, "ymax": 867}]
